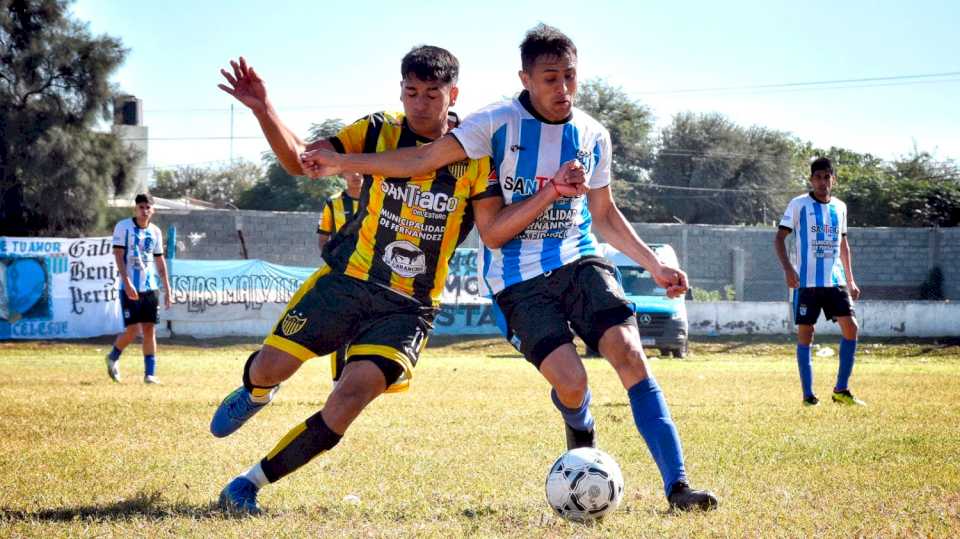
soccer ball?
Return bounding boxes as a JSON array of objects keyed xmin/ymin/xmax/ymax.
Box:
[{"xmin": 545, "ymin": 447, "xmax": 624, "ymax": 522}]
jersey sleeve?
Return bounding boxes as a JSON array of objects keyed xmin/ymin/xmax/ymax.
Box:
[
  {"xmin": 111, "ymin": 221, "xmax": 126, "ymax": 248},
  {"xmin": 467, "ymin": 157, "xmax": 499, "ymax": 200},
  {"xmin": 152, "ymin": 226, "xmax": 164, "ymax": 255},
  {"xmin": 778, "ymin": 200, "xmax": 797, "ymax": 230},
  {"xmin": 589, "ymin": 130, "xmax": 612, "ymax": 189},
  {"xmin": 318, "ymin": 202, "xmax": 334, "ymax": 234},
  {"xmin": 329, "ymin": 115, "xmax": 372, "ymax": 154},
  {"xmin": 451, "ymin": 107, "xmax": 494, "ymax": 160}
]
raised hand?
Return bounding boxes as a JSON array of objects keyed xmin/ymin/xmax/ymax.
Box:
[{"xmin": 218, "ymin": 57, "xmax": 268, "ymax": 113}]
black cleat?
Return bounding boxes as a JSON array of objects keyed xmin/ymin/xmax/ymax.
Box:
[
  {"xmin": 803, "ymin": 395, "xmax": 820, "ymax": 406},
  {"xmin": 565, "ymin": 423, "xmax": 597, "ymax": 450},
  {"xmin": 668, "ymin": 481, "xmax": 719, "ymax": 511}
]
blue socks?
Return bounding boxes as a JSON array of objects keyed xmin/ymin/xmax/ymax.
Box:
[
  {"xmin": 551, "ymin": 387, "xmax": 594, "ymax": 432},
  {"xmin": 144, "ymin": 354, "xmax": 156, "ymax": 377},
  {"xmin": 628, "ymin": 377, "xmax": 687, "ymax": 496},
  {"xmin": 108, "ymin": 346, "xmax": 122, "ymax": 361},
  {"xmin": 796, "ymin": 344, "xmax": 814, "ymax": 398},
  {"xmin": 835, "ymin": 338, "xmax": 857, "ymax": 391}
]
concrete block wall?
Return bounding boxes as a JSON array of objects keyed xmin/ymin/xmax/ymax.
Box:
[{"xmin": 153, "ymin": 209, "xmax": 959, "ymax": 301}]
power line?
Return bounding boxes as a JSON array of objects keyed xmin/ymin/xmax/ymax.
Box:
[{"xmin": 633, "ymin": 71, "xmax": 960, "ymax": 96}]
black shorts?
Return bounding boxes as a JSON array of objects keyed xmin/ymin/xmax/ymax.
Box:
[
  {"xmin": 264, "ymin": 266, "xmax": 434, "ymax": 393},
  {"xmin": 494, "ymin": 256, "xmax": 636, "ymax": 369},
  {"xmin": 793, "ymin": 286, "xmax": 855, "ymax": 325},
  {"xmin": 120, "ymin": 289, "xmax": 159, "ymax": 327}
]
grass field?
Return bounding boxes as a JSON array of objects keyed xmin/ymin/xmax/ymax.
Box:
[{"xmin": 1, "ymin": 336, "xmax": 959, "ymax": 538}]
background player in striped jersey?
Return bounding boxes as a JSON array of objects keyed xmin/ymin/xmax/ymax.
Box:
[
  {"xmin": 301, "ymin": 24, "xmax": 718, "ymax": 512},
  {"xmin": 317, "ymin": 171, "xmax": 361, "ymax": 254},
  {"xmin": 105, "ymin": 193, "xmax": 171, "ymax": 384},
  {"xmin": 317, "ymin": 170, "xmax": 362, "ymax": 388},
  {"xmin": 211, "ymin": 47, "xmax": 580, "ymax": 514},
  {"xmin": 775, "ymin": 157, "xmax": 864, "ymax": 406}
]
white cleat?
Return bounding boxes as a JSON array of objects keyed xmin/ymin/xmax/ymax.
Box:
[
  {"xmin": 105, "ymin": 356, "xmax": 121, "ymax": 383},
  {"xmin": 144, "ymin": 375, "xmax": 161, "ymax": 384}
]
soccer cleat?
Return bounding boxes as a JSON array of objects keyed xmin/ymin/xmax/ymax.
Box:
[
  {"xmin": 668, "ymin": 481, "xmax": 719, "ymax": 511},
  {"xmin": 219, "ymin": 476, "xmax": 262, "ymax": 515},
  {"xmin": 210, "ymin": 386, "xmax": 277, "ymax": 438},
  {"xmin": 105, "ymin": 355, "xmax": 121, "ymax": 383},
  {"xmin": 832, "ymin": 389, "xmax": 866, "ymax": 406},
  {"xmin": 144, "ymin": 375, "xmax": 160, "ymax": 384},
  {"xmin": 803, "ymin": 395, "xmax": 820, "ymax": 406},
  {"xmin": 565, "ymin": 423, "xmax": 597, "ymax": 450}
]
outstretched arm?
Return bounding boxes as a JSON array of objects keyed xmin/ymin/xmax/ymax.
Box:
[
  {"xmin": 588, "ymin": 186, "xmax": 688, "ymax": 297},
  {"xmin": 218, "ymin": 57, "xmax": 308, "ymax": 176},
  {"xmin": 301, "ymin": 135, "xmax": 467, "ymax": 178}
]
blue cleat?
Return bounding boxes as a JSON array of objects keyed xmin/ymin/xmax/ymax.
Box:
[
  {"xmin": 210, "ymin": 386, "xmax": 277, "ymax": 438},
  {"xmin": 219, "ymin": 476, "xmax": 262, "ymax": 515}
]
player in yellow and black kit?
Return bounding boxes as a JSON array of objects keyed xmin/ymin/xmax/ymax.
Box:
[
  {"xmin": 316, "ymin": 170, "xmax": 362, "ymax": 387},
  {"xmin": 211, "ymin": 47, "xmax": 580, "ymax": 514}
]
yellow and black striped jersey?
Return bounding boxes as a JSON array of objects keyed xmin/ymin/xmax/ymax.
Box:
[
  {"xmin": 317, "ymin": 192, "xmax": 358, "ymax": 235},
  {"xmin": 324, "ymin": 111, "xmax": 494, "ymax": 307}
]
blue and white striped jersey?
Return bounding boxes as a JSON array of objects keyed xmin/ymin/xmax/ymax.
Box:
[
  {"xmin": 452, "ymin": 91, "xmax": 612, "ymax": 295},
  {"xmin": 112, "ymin": 218, "xmax": 164, "ymax": 292},
  {"xmin": 779, "ymin": 193, "xmax": 848, "ymax": 288}
]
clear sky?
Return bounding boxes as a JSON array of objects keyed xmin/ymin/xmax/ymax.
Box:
[{"xmin": 73, "ymin": 0, "xmax": 960, "ymax": 175}]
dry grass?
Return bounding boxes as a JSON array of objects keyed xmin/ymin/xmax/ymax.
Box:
[{"xmin": 1, "ymin": 337, "xmax": 958, "ymax": 538}]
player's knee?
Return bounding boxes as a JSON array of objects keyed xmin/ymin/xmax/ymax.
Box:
[
  {"xmin": 330, "ymin": 364, "xmax": 386, "ymax": 411},
  {"xmin": 250, "ymin": 347, "xmax": 301, "ymax": 387},
  {"xmin": 553, "ymin": 370, "xmax": 588, "ymax": 403}
]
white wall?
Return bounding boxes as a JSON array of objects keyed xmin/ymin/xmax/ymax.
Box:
[
  {"xmin": 162, "ymin": 301, "xmax": 960, "ymax": 339},
  {"xmin": 688, "ymin": 301, "xmax": 960, "ymax": 337}
]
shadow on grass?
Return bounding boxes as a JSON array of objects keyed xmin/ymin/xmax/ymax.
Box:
[{"xmin": 0, "ymin": 491, "xmax": 227, "ymax": 523}]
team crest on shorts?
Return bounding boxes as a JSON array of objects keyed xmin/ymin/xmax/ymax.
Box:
[
  {"xmin": 448, "ymin": 159, "xmax": 469, "ymax": 178},
  {"xmin": 281, "ymin": 310, "xmax": 308, "ymax": 336},
  {"xmin": 798, "ymin": 305, "xmax": 808, "ymax": 316}
]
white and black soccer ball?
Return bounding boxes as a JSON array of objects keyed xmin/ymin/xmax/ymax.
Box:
[{"xmin": 545, "ymin": 447, "xmax": 625, "ymax": 522}]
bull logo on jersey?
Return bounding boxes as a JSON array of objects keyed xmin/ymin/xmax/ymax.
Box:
[
  {"xmin": 280, "ymin": 310, "xmax": 308, "ymax": 336},
  {"xmin": 384, "ymin": 240, "xmax": 426, "ymax": 278},
  {"xmin": 576, "ymin": 149, "xmax": 594, "ymax": 175},
  {"xmin": 448, "ymin": 159, "xmax": 469, "ymax": 178}
]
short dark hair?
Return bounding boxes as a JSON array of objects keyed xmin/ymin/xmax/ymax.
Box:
[
  {"xmin": 134, "ymin": 193, "xmax": 153, "ymax": 205},
  {"xmin": 401, "ymin": 45, "xmax": 459, "ymax": 84},
  {"xmin": 810, "ymin": 157, "xmax": 834, "ymax": 175},
  {"xmin": 520, "ymin": 23, "xmax": 577, "ymax": 72}
]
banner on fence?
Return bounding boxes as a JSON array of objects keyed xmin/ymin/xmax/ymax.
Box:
[{"xmin": 0, "ymin": 236, "xmax": 123, "ymax": 339}]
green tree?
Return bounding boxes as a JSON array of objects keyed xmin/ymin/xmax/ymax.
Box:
[
  {"xmin": 797, "ymin": 145, "xmax": 960, "ymax": 227},
  {"xmin": 152, "ymin": 160, "xmax": 262, "ymax": 207},
  {"xmin": 0, "ymin": 0, "xmax": 137, "ymax": 235},
  {"xmin": 237, "ymin": 120, "xmax": 346, "ymax": 211},
  {"xmin": 651, "ymin": 112, "xmax": 798, "ymax": 224},
  {"xmin": 574, "ymin": 79, "xmax": 663, "ymax": 221}
]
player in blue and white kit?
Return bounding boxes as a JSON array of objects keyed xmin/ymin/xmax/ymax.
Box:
[
  {"xmin": 301, "ymin": 24, "xmax": 718, "ymax": 512},
  {"xmin": 106, "ymin": 193, "xmax": 171, "ymax": 384},
  {"xmin": 775, "ymin": 157, "xmax": 864, "ymax": 406}
]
